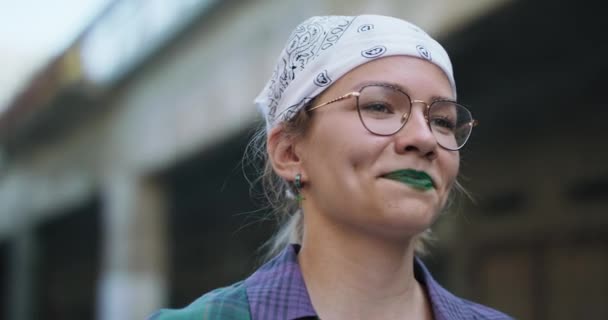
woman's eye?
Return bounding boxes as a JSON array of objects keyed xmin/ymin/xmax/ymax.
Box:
[
  {"xmin": 361, "ymin": 102, "xmax": 393, "ymax": 114},
  {"xmin": 430, "ymin": 116, "xmax": 456, "ymax": 131}
]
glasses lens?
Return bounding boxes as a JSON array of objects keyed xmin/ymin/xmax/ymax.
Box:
[
  {"xmin": 357, "ymin": 85, "xmax": 411, "ymax": 135},
  {"xmin": 429, "ymin": 101, "xmax": 473, "ymax": 150},
  {"xmin": 356, "ymin": 84, "xmax": 475, "ymax": 150}
]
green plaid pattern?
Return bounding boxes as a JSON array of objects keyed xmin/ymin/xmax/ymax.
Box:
[{"xmin": 147, "ymin": 281, "xmax": 251, "ymax": 320}]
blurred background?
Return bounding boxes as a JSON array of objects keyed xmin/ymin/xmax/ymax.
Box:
[{"xmin": 1, "ymin": 0, "xmax": 607, "ymax": 319}]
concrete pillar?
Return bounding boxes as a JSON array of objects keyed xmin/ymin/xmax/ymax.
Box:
[
  {"xmin": 7, "ymin": 228, "xmax": 37, "ymax": 320},
  {"xmin": 97, "ymin": 173, "xmax": 168, "ymax": 320}
]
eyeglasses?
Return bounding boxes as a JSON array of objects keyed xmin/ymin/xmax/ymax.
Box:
[{"xmin": 308, "ymin": 83, "xmax": 478, "ymax": 151}]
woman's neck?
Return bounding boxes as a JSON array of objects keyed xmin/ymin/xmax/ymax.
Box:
[{"xmin": 298, "ymin": 217, "xmax": 434, "ymax": 320}]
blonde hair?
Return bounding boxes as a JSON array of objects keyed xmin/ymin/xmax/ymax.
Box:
[{"xmin": 244, "ymin": 109, "xmax": 466, "ymax": 262}]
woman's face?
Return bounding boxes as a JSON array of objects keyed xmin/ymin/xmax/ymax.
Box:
[{"xmin": 297, "ymin": 55, "xmax": 460, "ymax": 240}]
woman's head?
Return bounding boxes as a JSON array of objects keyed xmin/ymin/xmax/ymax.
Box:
[
  {"xmin": 250, "ymin": 14, "xmax": 472, "ymax": 257},
  {"xmin": 255, "ymin": 14, "xmax": 456, "ymax": 131}
]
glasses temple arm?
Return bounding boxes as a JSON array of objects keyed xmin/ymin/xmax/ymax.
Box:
[{"xmin": 308, "ymin": 92, "xmax": 360, "ymax": 111}]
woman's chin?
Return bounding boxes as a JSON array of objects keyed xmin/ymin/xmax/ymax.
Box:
[{"xmin": 358, "ymin": 209, "xmax": 438, "ymax": 242}]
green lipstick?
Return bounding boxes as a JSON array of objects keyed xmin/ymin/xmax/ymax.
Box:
[{"xmin": 383, "ymin": 169, "xmax": 434, "ymax": 191}]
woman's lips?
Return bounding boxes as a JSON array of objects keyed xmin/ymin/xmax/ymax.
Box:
[{"xmin": 382, "ymin": 169, "xmax": 435, "ymax": 191}]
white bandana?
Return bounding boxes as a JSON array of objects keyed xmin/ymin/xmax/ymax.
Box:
[{"xmin": 254, "ymin": 14, "xmax": 456, "ymax": 131}]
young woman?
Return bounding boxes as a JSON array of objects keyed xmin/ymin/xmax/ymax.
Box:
[{"xmin": 150, "ymin": 14, "xmax": 512, "ymax": 320}]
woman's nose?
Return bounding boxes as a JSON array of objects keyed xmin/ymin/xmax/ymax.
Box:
[{"xmin": 393, "ymin": 108, "xmax": 438, "ymax": 159}]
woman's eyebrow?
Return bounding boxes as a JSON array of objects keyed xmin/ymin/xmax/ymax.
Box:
[
  {"xmin": 351, "ymin": 80, "xmax": 398, "ymax": 90},
  {"xmin": 352, "ymin": 80, "xmax": 456, "ymax": 101},
  {"xmin": 430, "ymin": 95, "xmax": 456, "ymax": 102}
]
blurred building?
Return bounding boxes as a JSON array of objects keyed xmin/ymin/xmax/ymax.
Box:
[{"xmin": 0, "ymin": 0, "xmax": 607, "ymax": 319}]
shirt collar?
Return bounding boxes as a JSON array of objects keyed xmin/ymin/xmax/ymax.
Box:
[
  {"xmin": 245, "ymin": 244, "xmax": 316, "ymax": 320},
  {"xmin": 414, "ymin": 256, "xmax": 469, "ymax": 320},
  {"xmin": 245, "ymin": 244, "xmax": 470, "ymax": 320}
]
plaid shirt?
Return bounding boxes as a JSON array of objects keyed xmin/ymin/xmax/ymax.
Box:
[{"xmin": 148, "ymin": 245, "xmax": 512, "ymax": 320}]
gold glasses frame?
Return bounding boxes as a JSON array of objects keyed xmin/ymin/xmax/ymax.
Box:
[{"xmin": 307, "ymin": 83, "xmax": 479, "ymax": 151}]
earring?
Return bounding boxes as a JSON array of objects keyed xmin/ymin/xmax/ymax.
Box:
[{"xmin": 295, "ymin": 173, "xmax": 305, "ymax": 204}]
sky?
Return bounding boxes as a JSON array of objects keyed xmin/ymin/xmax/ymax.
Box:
[{"xmin": 0, "ymin": 0, "xmax": 112, "ymax": 113}]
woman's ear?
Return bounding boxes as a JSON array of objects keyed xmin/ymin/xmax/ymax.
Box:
[{"xmin": 267, "ymin": 125, "xmax": 304, "ymax": 181}]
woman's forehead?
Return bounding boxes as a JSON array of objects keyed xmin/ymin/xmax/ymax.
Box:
[{"xmin": 330, "ymin": 56, "xmax": 454, "ymax": 98}]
